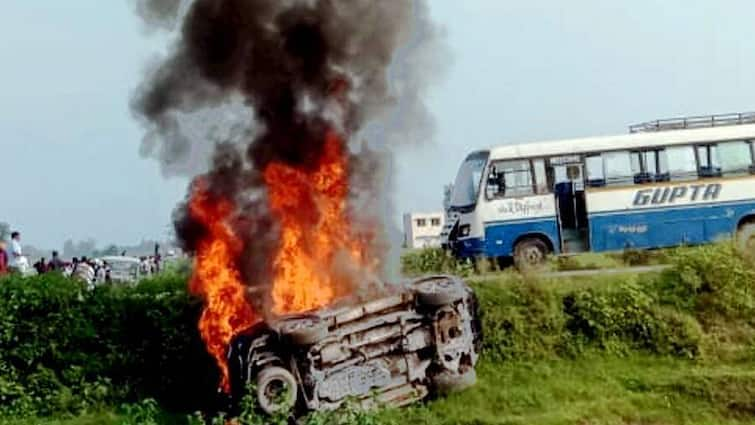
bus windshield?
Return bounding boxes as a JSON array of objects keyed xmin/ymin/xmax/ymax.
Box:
[{"xmin": 450, "ymin": 152, "xmax": 489, "ymax": 208}]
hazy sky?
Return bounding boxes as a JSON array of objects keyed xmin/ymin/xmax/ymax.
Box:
[{"xmin": 2, "ymin": 1, "xmax": 755, "ymax": 250}]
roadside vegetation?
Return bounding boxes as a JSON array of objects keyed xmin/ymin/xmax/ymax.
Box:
[
  {"xmin": 401, "ymin": 246, "xmax": 670, "ymax": 277},
  {"xmin": 1, "ymin": 243, "xmax": 753, "ymax": 424}
]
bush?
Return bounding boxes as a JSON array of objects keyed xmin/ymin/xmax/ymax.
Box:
[
  {"xmin": 0, "ymin": 272, "xmax": 218, "ymax": 417},
  {"xmin": 1, "ymin": 242, "xmax": 751, "ymax": 421},
  {"xmin": 564, "ymin": 279, "xmax": 702, "ymax": 357},
  {"xmin": 476, "ymin": 275, "xmax": 703, "ymax": 361},
  {"xmin": 400, "ymin": 248, "xmax": 474, "ymax": 277},
  {"xmin": 476, "ymin": 242, "xmax": 750, "ymax": 361},
  {"xmin": 656, "ymin": 243, "xmax": 755, "ymax": 319},
  {"xmin": 475, "ymin": 277, "xmax": 570, "ymax": 361}
]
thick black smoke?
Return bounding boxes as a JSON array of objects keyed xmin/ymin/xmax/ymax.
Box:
[{"xmin": 132, "ymin": 0, "xmax": 444, "ymax": 293}]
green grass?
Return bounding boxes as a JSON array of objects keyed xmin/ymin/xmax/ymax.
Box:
[
  {"xmin": 0, "ymin": 412, "xmax": 122, "ymax": 425},
  {"xmin": 0, "ymin": 408, "xmax": 189, "ymax": 425},
  {"xmin": 547, "ymin": 251, "xmax": 625, "ymax": 272},
  {"xmin": 378, "ymin": 354, "xmax": 755, "ymax": 425},
  {"xmin": 546, "ymin": 249, "xmax": 670, "ymax": 273},
  {"xmin": 5, "ymin": 244, "xmax": 754, "ymax": 425},
  {"xmin": 12, "ymin": 354, "xmax": 754, "ymax": 425},
  {"xmin": 470, "ymin": 269, "xmax": 664, "ymax": 297},
  {"xmin": 401, "ymin": 246, "xmax": 671, "ymax": 278}
]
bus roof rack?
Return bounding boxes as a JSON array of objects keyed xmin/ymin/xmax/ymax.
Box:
[{"xmin": 629, "ymin": 112, "xmax": 755, "ymax": 134}]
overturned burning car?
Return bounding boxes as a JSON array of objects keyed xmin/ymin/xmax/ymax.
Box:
[{"xmin": 226, "ymin": 275, "xmax": 482, "ymax": 417}]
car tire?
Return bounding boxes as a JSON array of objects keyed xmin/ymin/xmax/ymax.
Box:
[
  {"xmin": 278, "ymin": 315, "xmax": 328, "ymax": 346},
  {"xmin": 513, "ymin": 237, "xmax": 549, "ymax": 270},
  {"xmin": 432, "ymin": 368, "xmax": 477, "ymax": 394},
  {"xmin": 413, "ymin": 275, "xmax": 465, "ymax": 306},
  {"xmin": 737, "ymin": 223, "xmax": 755, "ymax": 254},
  {"xmin": 255, "ymin": 366, "xmax": 298, "ymax": 416}
]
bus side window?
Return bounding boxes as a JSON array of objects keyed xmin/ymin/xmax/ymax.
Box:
[
  {"xmin": 717, "ymin": 141, "xmax": 753, "ymax": 176},
  {"xmin": 585, "ymin": 155, "xmax": 605, "ymax": 187},
  {"xmin": 666, "ymin": 146, "xmax": 698, "ymax": 181},
  {"xmin": 630, "ymin": 151, "xmax": 643, "ymax": 179},
  {"xmin": 486, "ymin": 160, "xmax": 533, "ymax": 199},
  {"xmin": 485, "ymin": 166, "xmax": 504, "ymax": 199},
  {"xmin": 696, "ymin": 144, "xmax": 722, "ymax": 178},
  {"xmin": 602, "ymin": 150, "xmax": 634, "ymax": 186},
  {"xmin": 655, "ymin": 150, "xmax": 670, "ymax": 181},
  {"xmin": 630, "ymin": 149, "xmax": 668, "ymax": 183},
  {"xmin": 533, "ymin": 159, "xmax": 549, "ymax": 194}
]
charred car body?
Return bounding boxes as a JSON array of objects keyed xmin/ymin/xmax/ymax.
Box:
[{"xmin": 226, "ymin": 275, "xmax": 482, "ymax": 417}]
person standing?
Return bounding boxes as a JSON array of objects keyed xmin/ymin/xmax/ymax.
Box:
[
  {"xmin": 72, "ymin": 257, "xmax": 95, "ymax": 288},
  {"xmin": 8, "ymin": 232, "xmax": 25, "ymax": 274},
  {"xmin": 48, "ymin": 251, "xmax": 65, "ymax": 271},
  {"xmin": 34, "ymin": 258, "xmax": 48, "ymax": 275},
  {"xmin": 0, "ymin": 241, "xmax": 8, "ymax": 276}
]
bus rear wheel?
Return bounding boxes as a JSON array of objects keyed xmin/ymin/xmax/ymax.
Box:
[
  {"xmin": 737, "ymin": 223, "xmax": 755, "ymax": 254},
  {"xmin": 513, "ymin": 238, "xmax": 549, "ymax": 270}
]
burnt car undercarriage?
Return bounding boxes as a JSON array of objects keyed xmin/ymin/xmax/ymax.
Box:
[{"xmin": 226, "ymin": 275, "xmax": 482, "ymax": 417}]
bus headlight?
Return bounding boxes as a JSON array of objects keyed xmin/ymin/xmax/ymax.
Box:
[{"xmin": 459, "ymin": 224, "xmax": 471, "ymax": 237}]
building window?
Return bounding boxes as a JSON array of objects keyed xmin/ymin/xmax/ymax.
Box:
[
  {"xmin": 416, "ymin": 218, "xmax": 427, "ymax": 227},
  {"xmin": 717, "ymin": 141, "xmax": 752, "ymax": 176},
  {"xmin": 486, "ymin": 159, "xmax": 534, "ymax": 199},
  {"xmin": 431, "ymin": 218, "xmax": 441, "ymax": 226},
  {"xmin": 665, "ymin": 146, "xmax": 698, "ymax": 181}
]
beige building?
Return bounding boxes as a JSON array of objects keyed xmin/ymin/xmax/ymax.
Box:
[{"xmin": 403, "ymin": 212, "xmax": 445, "ymax": 249}]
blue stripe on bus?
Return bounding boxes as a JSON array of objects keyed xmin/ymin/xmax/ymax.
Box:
[
  {"xmin": 588, "ymin": 201, "xmax": 755, "ymax": 252},
  {"xmin": 453, "ymin": 217, "xmax": 560, "ymax": 258},
  {"xmin": 483, "ymin": 215, "xmax": 558, "ymax": 226},
  {"xmin": 453, "ymin": 200, "xmax": 755, "ymax": 259},
  {"xmin": 453, "ymin": 237, "xmax": 486, "ymax": 259}
]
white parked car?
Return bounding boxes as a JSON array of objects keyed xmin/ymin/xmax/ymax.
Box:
[{"xmin": 100, "ymin": 256, "xmax": 143, "ymax": 284}]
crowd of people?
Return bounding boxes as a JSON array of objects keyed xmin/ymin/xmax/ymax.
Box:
[{"xmin": 0, "ymin": 231, "xmax": 166, "ymax": 284}]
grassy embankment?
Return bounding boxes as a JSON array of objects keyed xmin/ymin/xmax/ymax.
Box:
[{"xmin": 2, "ymin": 244, "xmax": 754, "ymax": 425}]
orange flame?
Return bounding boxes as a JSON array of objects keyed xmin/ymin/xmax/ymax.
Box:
[
  {"xmin": 264, "ymin": 129, "xmax": 370, "ymax": 314},
  {"xmin": 188, "ymin": 128, "xmax": 374, "ymax": 392},
  {"xmin": 188, "ymin": 183, "xmax": 257, "ymax": 392}
]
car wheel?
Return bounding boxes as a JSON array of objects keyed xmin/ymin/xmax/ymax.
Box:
[
  {"xmin": 414, "ymin": 275, "xmax": 465, "ymax": 306},
  {"xmin": 737, "ymin": 223, "xmax": 755, "ymax": 254},
  {"xmin": 432, "ymin": 368, "xmax": 477, "ymax": 394},
  {"xmin": 278, "ymin": 315, "xmax": 328, "ymax": 346},
  {"xmin": 513, "ymin": 237, "xmax": 548, "ymax": 270},
  {"xmin": 256, "ymin": 366, "xmax": 298, "ymax": 416}
]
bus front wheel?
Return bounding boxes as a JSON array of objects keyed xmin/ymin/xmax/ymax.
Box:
[{"xmin": 513, "ymin": 238, "xmax": 549, "ymax": 270}]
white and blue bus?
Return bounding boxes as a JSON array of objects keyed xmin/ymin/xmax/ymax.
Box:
[{"xmin": 442, "ymin": 113, "xmax": 755, "ymax": 267}]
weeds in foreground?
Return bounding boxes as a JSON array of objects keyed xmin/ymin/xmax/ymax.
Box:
[
  {"xmin": 401, "ymin": 248, "xmax": 475, "ymax": 277},
  {"xmin": 1, "ymin": 242, "xmax": 753, "ymax": 424},
  {"xmin": 119, "ymin": 399, "xmax": 160, "ymax": 425}
]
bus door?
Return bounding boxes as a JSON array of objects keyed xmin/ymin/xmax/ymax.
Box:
[{"xmin": 549, "ymin": 157, "xmax": 589, "ymax": 253}]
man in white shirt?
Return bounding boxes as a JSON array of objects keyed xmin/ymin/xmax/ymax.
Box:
[
  {"xmin": 73, "ymin": 258, "xmax": 96, "ymax": 288},
  {"xmin": 8, "ymin": 231, "xmax": 25, "ymax": 274}
]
